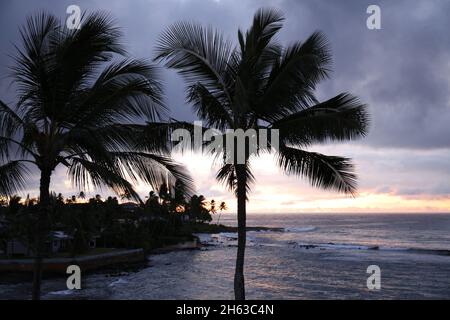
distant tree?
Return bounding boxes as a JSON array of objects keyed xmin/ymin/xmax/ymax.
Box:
[
  {"xmin": 210, "ymin": 199, "xmax": 217, "ymax": 215},
  {"xmin": 8, "ymin": 196, "xmax": 22, "ymax": 214},
  {"xmin": 187, "ymin": 195, "xmax": 212, "ymax": 222},
  {"xmin": 56, "ymin": 194, "xmax": 64, "ymax": 205},
  {"xmin": 173, "ymin": 180, "xmax": 187, "ymax": 206},
  {"xmin": 158, "ymin": 183, "xmax": 171, "ymax": 205},
  {"xmin": 78, "ymin": 191, "xmax": 86, "ymax": 201},
  {"xmin": 63, "ymin": 206, "xmax": 96, "ymax": 255},
  {"xmin": 0, "ymin": 196, "xmax": 8, "ymax": 207},
  {"xmin": 65, "ymin": 195, "xmax": 77, "ymax": 204},
  {"xmin": 217, "ymin": 202, "xmax": 228, "ymax": 225},
  {"xmin": 25, "ymin": 194, "xmax": 38, "ymax": 206},
  {"xmin": 105, "ymin": 196, "xmax": 119, "ymax": 206},
  {"xmin": 144, "ymin": 193, "xmax": 162, "ymax": 216},
  {"xmin": 120, "ymin": 190, "xmax": 132, "ymax": 201}
]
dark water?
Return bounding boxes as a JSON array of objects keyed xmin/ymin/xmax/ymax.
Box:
[{"xmin": 1, "ymin": 214, "xmax": 450, "ymax": 300}]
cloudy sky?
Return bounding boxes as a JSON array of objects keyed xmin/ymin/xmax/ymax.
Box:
[{"xmin": 1, "ymin": 0, "xmax": 449, "ymax": 213}]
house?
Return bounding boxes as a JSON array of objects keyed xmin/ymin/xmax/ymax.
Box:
[
  {"xmin": 50, "ymin": 231, "xmax": 73, "ymax": 253},
  {"xmin": 5, "ymin": 231, "xmax": 98, "ymax": 257},
  {"xmin": 50, "ymin": 231, "xmax": 99, "ymax": 252},
  {"xmin": 88, "ymin": 235, "xmax": 99, "ymax": 249},
  {"xmin": 5, "ymin": 231, "xmax": 72, "ymax": 256},
  {"xmin": 6, "ymin": 239, "xmax": 33, "ymax": 256}
]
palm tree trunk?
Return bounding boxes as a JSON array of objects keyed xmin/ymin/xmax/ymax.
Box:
[
  {"xmin": 32, "ymin": 169, "xmax": 51, "ymax": 300},
  {"xmin": 234, "ymin": 164, "xmax": 247, "ymax": 300},
  {"xmin": 217, "ymin": 212, "xmax": 222, "ymax": 225}
]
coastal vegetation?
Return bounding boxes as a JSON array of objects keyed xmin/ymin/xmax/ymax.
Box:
[{"xmin": 0, "ymin": 189, "xmax": 226, "ymax": 258}]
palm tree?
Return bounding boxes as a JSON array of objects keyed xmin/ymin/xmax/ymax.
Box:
[
  {"xmin": 155, "ymin": 8, "xmax": 369, "ymax": 299},
  {"xmin": 120, "ymin": 189, "xmax": 132, "ymax": 201},
  {"xmin": 210, "ymin": 199, "xmax": 217, "ymax": 215},
  {"xmin": 78, "ymin": 191, "xmax": 86, "ymax": 201},
  {"xmin": 0, "ymin": 12, "xmax": 193, "ymax": 299},
  {"xmin": 217, "ymin": 201, "xmax": 228, "ymax": 225}
]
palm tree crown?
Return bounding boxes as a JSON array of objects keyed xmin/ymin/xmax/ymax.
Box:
[
  {"xmin": 0, "ymin": 12, "xmax": 193, "ymax": 202},
  {"xmin": 155, "ymin": 8, "xmax": 369, "ymax": 299}
]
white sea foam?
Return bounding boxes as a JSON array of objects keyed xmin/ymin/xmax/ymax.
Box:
[
  {"xmin": 194, "ymin": 232, "xmax": 258, "ymax": 247},
  {"xmin": 284, "ymin": 226, "xmax": 317, "ymax": 233},
  {"xmin": 109, "ymin": 278, "xmax": 129, "ymax": 287},
  {"xmin": 290, "ymin": 241, "xmax": 449, "ymax": 256},
  {"xmin": 47, "ymin": 289, "xmax": 74, "ymax": 296}
]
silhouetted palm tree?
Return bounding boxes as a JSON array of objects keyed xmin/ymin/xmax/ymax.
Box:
[
  {"xmin": 0, "ymin": 12, "xmax": 193, "ymax": 299},
  {"xmin": 155, "ymin": 8, "xmax": 369, "ymax": 299},
  {"xmin": 210, "ymin": 199, "xmax": 217, "ymax": 214},
  {"xmin": 217, "ymin": 201, "xmax": 227, "ymax": 225},
  {"xmin": 78, "ymin": 191, "xmax": 86, "ymax": 201},
  {"xmin": 120, "ymin": 189, "xmax": 132, "ymax": 201}
]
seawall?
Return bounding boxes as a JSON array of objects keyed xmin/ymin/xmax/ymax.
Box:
[{"xmin": 0, "ymin": 249, "xmax": 146, "ymax": 274}]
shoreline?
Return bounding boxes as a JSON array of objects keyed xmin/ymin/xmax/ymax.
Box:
[
  {"xmin": 0, "ymin": 224, "xmax": 277, "ymax": 281},
  {"xmin": 150, "ymin": 225, "xmax": 283, "ymax": 253}
]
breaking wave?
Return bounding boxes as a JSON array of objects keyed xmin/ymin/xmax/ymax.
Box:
[
  {"xmin": 284, "ymin": 226, "xmax": 317, "ymax": 233},
  {"xmin": 289, "ymin": 241, "xmax": 450, "ymax": 256}
]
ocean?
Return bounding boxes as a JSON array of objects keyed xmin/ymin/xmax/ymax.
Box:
[{"xmin": 1, "ymin": 213, "xmax": 450, "ymax": 299}]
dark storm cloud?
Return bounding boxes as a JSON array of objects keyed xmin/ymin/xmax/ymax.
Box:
[
  {"xmin": 275, "ymin": 0, "xmax": 450, "ymax": 150},
  {"xmin": 1, "ymin": 0, "xmax": 449, "ymax": 149}
]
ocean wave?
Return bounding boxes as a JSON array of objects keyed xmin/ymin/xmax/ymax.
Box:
[
  {"xmin": 195, "ymin": 231, "xmax": 450, "ymax": 257},
  {"xmin": 290, "ymin": 241, "xmax": 450, "ymax": 256},
  {"xmin": 407, "ymin": 248, "xmax": 450, "ymax": 256},
  {"xmin": 284, "ymin": 226, "xmax": 317, "ymax": 233},
  {"xmin": 109, "ymin": 278, "xmax": 129, "ymax": 287},
  {"xmin": 194, "ymin": 232, "xmax": 257, "ymax": 247},
  {"xmin": 47, "ymin": 289, "xmax": 75, "ymax": 296}
]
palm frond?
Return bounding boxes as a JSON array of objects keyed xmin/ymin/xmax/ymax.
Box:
[
  {"xmin": 237, "ymin": 9, "xmax": 285, "ymax": 114},
  {"xmin": 239, "ymin": 8, "xmax": 285, "ymax": 59},
  {"xmin": 155, "ymin": 21, "xmax": 234, "ymax": 120},
  {"xmin": 49, "ymin": 11, "xmax": 127, "ymax": 118},
  {"xmin": 277, "ymin": 146, "xmax": 357, "ymax": 195},
  {"xmin": 68, "ymin": 157, "xmax": 141, "ymax": 201},
  {"xmin": 135, "ymin": 121, "xmax": 206, "ymax": 153},
  {"xmin": 111, "ymin": 152, "xmax": 195, "ymax": 198},
  {"xmin": 188, "ymin": 83, "xmax": 232, "ymax": 130},
  {"xmin": 273, "ymin": 93, "xmax": 369, "ymax": 146},
  {"xmin": 11, "ymin": 12, "xmax": 59, "ymax": 122},
  {"xmin": 0, "ymin": 100, "xmax": 23, "ymax": 138},
  {"xmin": 68, "ymin": 59, "xmax": 166, "ymax": 128},
  {"xmin": 0, "ymin": 161, "xmax": 30, "ymax": 196},
  {"xmin": 257, "ymin": 31, "xmax": 332, "ymax": 120}
]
